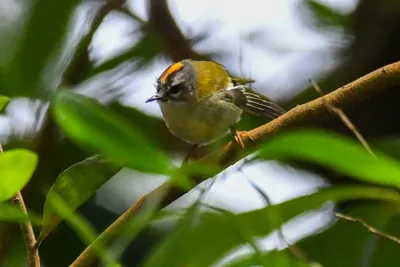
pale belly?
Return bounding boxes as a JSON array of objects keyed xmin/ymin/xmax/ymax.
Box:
[{"xmin": 159, "ymin": 99, "xmax": 242, "ymax": 145}]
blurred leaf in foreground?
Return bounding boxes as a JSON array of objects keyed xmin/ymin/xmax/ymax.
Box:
[
  {"xmin": 4, "ymin": 0, "xmax": 80, "ymax": 97},
  {"xmin": 303, "ymin": 0, "xmax": 349, "ymax": 29},
  {"xmin": 0, "ymin": 203, "xmax": 42, "ymax": 225},
  {"xmin": 372, "ymin": 137, "xmax": 400, "ymax": 162},
  {"xmin": 0, "ymin": 95, "xmax": 9, "ymax": 111},
  {"xmin": 0, "ymin": 149, "xmax": 38, "ymax": 202},
  {"xmin": 42, "ymin": 191, "xmax": 117, "ymax": 266},
  {"xmin": 299, "ymin": 202, "xmax": 400, "ymax": 267},
  {"xmin": 226, "ymin": 250, "xmax": 312, "ymax": 267},
  {"xmin": 52, "ymin": 91, "xmax": 174, "ymax": 176},
  {"xmin": 39, "ymin": 155, "xmax": 121, "ymax": 241},
  {"xmin": 143, "ymin": 185, "xmax": 400, "ymax": 267},
  {"xmin": 259, "ymin": 129, "xmax": 400, "ymax": 188}
]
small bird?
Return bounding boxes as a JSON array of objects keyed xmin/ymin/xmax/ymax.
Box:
[{"xmin": 146, "ymin": 59, "xmax": 286, "ymax": 161}]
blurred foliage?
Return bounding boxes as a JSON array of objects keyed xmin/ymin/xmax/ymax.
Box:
[
  {"xmin": 0, "ymin": 96, "xmax": 9, "ymax": 111},
  {"xmin": 1, "ymin": 0, "xmax": 81, "ymax": 98},
  {"xmin": 225, "ymin": 250, "xmax": 312, "ymax": 267},
  {"xmin": 43, "ymin": 191, "xmax": 117, "ymax": 266},
  {"xmin": 0, "ymin": 203, "xmax": 41, "ymax": 225},
  {"xmin": 39, "ymin": 155, "xmax": 121, "ymax": 242},
  {"xmin": 303, "ymin": 0, "xmax": 350, "ymax": 29},
  {"xmin": 52, "ymin": 91, "xmax": 173, "ymax": 176},
  {"xmin": 0, "ymin": 149, "xmax": 37, "ymax": 202},
  {"xmin": 0, "ymin": 0, "xmax": 400, "ymax": 267},
  {"xmin": 259, "ymin": 129, "xmax": 400, "ymax": 188},
  {"xmin": 299, "ymin": 202, "xmax": 400, "ymax": 267},
  {"xmin": 143, "ymin": 185, "xmax": 400, "ymax": 267}
]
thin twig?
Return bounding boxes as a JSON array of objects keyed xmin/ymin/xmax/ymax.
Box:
[
  {"xmin": 240, "ymin": 168, "xmax": 310, "ymax": 264},
  {"xmin": 0, "ymin": 141, "xmax": 40, "ymax": 267},
  {"xmin": 310, "ymin": 79, "xmax": 376, "ymax": 158},
  {"xmin": 117, "ymin": 6, "xmax": 147, "ymax": 24},
  {"xmin": 336, "ymin": 213, "xmax": 400, "ymax": 245},
  {"xmin": 70, "ymin": 61, "xmax": 400, "ymax": 267},
  {"xmin": 310, "ymin": 78, "xmax": 399, "ymax": 257},
  {"xmin": 309, "ymin": 80, "xmax": 397, "ymax": 255},
  {"xmin": 11, "ymin": 192, "xmax": 40, "ymax": 267}
]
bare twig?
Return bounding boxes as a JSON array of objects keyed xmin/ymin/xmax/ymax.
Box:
[
  {"xmin": 336, "ymin": 212, "xmax": 400, "ymax": 245},
  {"xmin": 71, "ymin": 61, "xmax": 400, "ymax": 267},
  {"xmin": 240, "ymin": 169, "xmax": 310, "ymax": 264},
  {"xmin": 310, "ymin": 79, "xmax": 376, "ymax": 158},
  {"xmin": 148, "ymin": 0, "xmax": 208, "ymax": 62},
  {"xmin": 117, "ymin": 5, "xmax": 146, "ymax": 24}
]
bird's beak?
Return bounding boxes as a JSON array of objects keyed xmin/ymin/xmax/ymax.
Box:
[{"xmin": 145, "ymin": 94, "xmax": 162, "ymax": 103}]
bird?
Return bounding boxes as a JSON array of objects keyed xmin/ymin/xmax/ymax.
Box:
[{"xmin": 146, "ymin": 59, "xmax": 286, "ymax": 162}]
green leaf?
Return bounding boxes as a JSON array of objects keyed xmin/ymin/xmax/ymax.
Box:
[
  {"xmin": 372, "ymin": 137, "xmax": 400, "ymax": 161},
  {"xmin": 5, "ymin": 0, "xmax": 80, "ymax": 97},
  {"xmin": 258, "ymin": 129, "xmax": 400, "ymax": 188},
  {"xmin": 143, "ymin": 186, "xmax": 400, "ymax": 267},
  {"xmin": 0, "ymin": 96, "xmax": 9, "ymax": 111},
  {"xmin": 106, "ymin": 188, "xmax": 165, "ymax": 261},
  {"xmin": 225, "ymin": 250, "xmax": 312, "ymax": 267},
  {"xmin": 369, "ymin": 213, "xmax": 400, "ymax": 267},
  {"xmin": 0, "ymin": 203, "xmax": 42, "ymax": 225},
  {"xmin": 304, "ymin": 0, "xmax": 348, "ymax": 29},
  {"xmin": 299, "ymin": 202, "xmax": 400, "ymax": 267},
  {"xmin": 41, "ymin": 191, "xmax": 117, "ymax": 266},
  {"xmin": 39, "ymin": 155, "xmax": 121, "ymax": 240},
  {"xmin": 52, "ymin": 91, "xmax": 175, "ymax": 176},
  {"xmin": 0, "ymin": 149, "xmax": 38, "ymax": 202}
]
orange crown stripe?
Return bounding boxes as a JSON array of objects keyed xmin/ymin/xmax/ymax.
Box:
[{"xmin": 160, "ymin": 62, "xmax": 184, "ymax": 83}]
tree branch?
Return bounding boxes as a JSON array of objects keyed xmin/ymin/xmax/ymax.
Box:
[
  {"xmin": 0, "ymin": 144, "xmax": 40, "ymax": 267},
  {"xmin": 63, "ymin": 0, "xmax": 123, "ymax": 85},
  {"xmin": 11, "ymin": 192, "xmax": 40, "ymax": 267},
  {"xmin": 71, "ymin": 61, "xmax": 400, "ymax": 266},
  {"xmin": 147, "ymin": 0, "xmax": 208, "ymax": 62},
  {"xmin": 310, "ymin": 79, "xmax": 376, "ymax": 158}
]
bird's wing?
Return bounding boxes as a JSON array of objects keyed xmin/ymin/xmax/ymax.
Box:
[{"xmin": 228, "ymin": 86, "xmax": 286, "ymax": 119}]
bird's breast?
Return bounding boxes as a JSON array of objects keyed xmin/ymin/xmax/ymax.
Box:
[{"xmin": 159, "ymin": 99, "xmax": 242, "ymax": 145}]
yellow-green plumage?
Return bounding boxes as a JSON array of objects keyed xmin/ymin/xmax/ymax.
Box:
[
  {"xmin": 189, "ymin": 60, "xmax": 233, "ymax": 97},
  {"xmin": 150, "ymin": 59, "xmax": 285, "ymax": 146},
  {"xmin": 160, "ymin": 90, "xmax": 242, "ymax": 145}
]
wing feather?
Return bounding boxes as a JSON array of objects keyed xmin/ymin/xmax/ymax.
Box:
[{"xmin": 228, "ymin": 86, "xmax": 286, "ymax": 119}]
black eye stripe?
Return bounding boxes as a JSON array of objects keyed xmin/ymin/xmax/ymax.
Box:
[{"xmin": 168, "ymin": 84, "xmax": 183, "ymax": 95}]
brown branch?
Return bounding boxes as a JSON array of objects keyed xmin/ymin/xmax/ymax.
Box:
[
  {"xmin": 63, "ymin": 0, "xmax": 124, "ymax": 85},
  {"xmin": 0, "ymin": 144, "xmax": 40, "ymax": 267},
  {"xmin": 336, "ymin": 213, "xmax": 400, "ymax": 245},
  {"xmin": 148, "ymin": 0, "xmax": 208, "ymax": 62},
  {"xmin": 310, "ymin": 79, "xmax": 376, "ymax": 158},
  {"xmin": 11, "ymin": 192, "xmax": 40, "ymax": 267},
  {"xmin": 2, "ymin": 140, "xmax": 39, "ymax": 267},
  {"xmin": 71, "ymin": 61, "xmax": 400, "ymax": 266}
]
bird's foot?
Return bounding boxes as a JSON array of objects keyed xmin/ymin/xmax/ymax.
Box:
[
  {"xmin": 231, "ymin": 128, "xmax": 253, "ymax": 149},
  {"xmin": 183, "ymin": 144, "xmax": 198, "ymax": 164}
]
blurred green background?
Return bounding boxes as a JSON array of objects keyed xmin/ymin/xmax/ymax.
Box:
[{"xmin": 1, "ymin": 0, "xmax": 400, "ymax": 266}]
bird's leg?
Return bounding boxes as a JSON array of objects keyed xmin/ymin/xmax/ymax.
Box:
[
  {"xmin": 183, "ymin": 144, "xmax": 199, "ymax": 164},
  {"xmin": 230, "ymin": 127, "xmax": 253, "ymax": 149}
]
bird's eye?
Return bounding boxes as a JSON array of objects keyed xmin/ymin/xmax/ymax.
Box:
[{"xmin": 168, "ymin": 84, "xmax": 183, "ymax": 97}]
